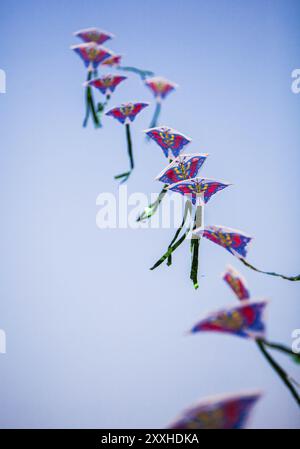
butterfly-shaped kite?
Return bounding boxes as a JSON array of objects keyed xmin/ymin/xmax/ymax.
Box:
[
  {"xmin": 168, "ymin": 392, "xmax": 261, "ymax": 430},
  {"xmin": 74, "ymin": 27, "xmax": 114, "ymax": 45},
  {"xmin": 71, "ymin": 42, "xmax": 113, "ymax": 128},
  {"xmin": 189, "ymin": 300, "xmax": 267, "ymax": 339},
  {"xmin": 144, "ymin": 76, "xmax": 178, "ymax": 129},
  {"xmin": 167, "ymin": 177, "xmax": 231, "ymax": 206},
  {"xmin": 144, "ymin": 126, "xmax": 192, "ymax": 159}
]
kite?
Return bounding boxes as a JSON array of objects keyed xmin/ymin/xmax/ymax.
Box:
[
  {"xmin": 166, "ymin": 178, "xmax": 231, "ymax": 206},
  {"xmin": 198, "ymin": 225, "xmax": 252, "ymax": 258},
  {"xmin": 101, "ymin": 54, "xmax": 122, "ymax": 68},
  {"xmin": 71, "ymin": 42, "xmax": 113, "ymax": 128},
  {"xmin": 197, "ymin": 225, "xmax": 300, "ymax": 281},
  {"xmin": 223, "ymin": 265, "xmax": 250, "ymax": 301},
  {"xmin": 144, "ymin": 76, "xmax": 178, "ymax": 129},
  {"xmin": 106, "ymin": 102, "xmax": 149, "ymax": 182},
  {"xmin": 168, "ymin": 392, "xmax": 261, "ymax": 429},
  {"xmin": 85, "ymin": 75, "xmax": 127, "ymax": 123},
  {"xmin": 74, "ymin": 27, "xmax": 114, "ymax": 45},
  {"xmin": 144, "ymin": 126, "xmax": 192, "ymax": 158},
  {"xmin": 151, "ymin": 178, "xmax": 231, "ymax": 289},
  {"xmin": 137, "ymin": 154, "xmax": 208, "ymax": 222},
  {"xmin": 189, "ymin": 300, "xmax": 267, "ymax": 339}
]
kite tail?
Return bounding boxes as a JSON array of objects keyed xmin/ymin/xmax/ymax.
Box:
[
  {"xmin": 115, "ymin": 124, "xmax": 134, "ymax": 183},
  {"xmin": 256, "ymin": 339, "xmax": 300, "ymax": 407},
  {"xmin": 259, "ymin": 339, "xmax": 300, "ymax": 364},
  {"xmin": 148, "ymin": 102, "xmax": 162, "ymax": 130},
  {"xmin": 190, "ymin": 237, "xmax": 200, "ymax": 290},
  {"xmin": 136, "ymin": 185, "xmax": 168, "ymax": 222},
  {"xmin": 83, "ymin": 71, "xmax": 101, "ymax": 128},
  {"xmin": 118, "ymin": 66, "xmax": 154, "ymax": 81},
  {"xmin": 96, "ymin": 94, "xmax": 111, "ymax": 128},
  {"xmin": 189, "ymin": 205, "xmax": 203, "ymax": 289},
  {"xmin": 150, "ymin": 201, "xmax": 192, "ymax": 270},
  {"xmin": 239, "ymin": 258, "xmax": 300, "ymax": 281}
]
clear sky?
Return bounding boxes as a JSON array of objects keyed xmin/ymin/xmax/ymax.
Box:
[{"xmin": 0, "ymin": 0, "xmax": 299, "ymax": 429}]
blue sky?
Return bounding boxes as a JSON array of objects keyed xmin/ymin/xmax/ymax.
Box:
[{"xmin": 0, "ymin": 0, "xmax": 299, "ymax": 428}]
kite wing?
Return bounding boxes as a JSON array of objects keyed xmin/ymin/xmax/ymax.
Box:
[
  {"xmin": 189, "ymin": 300, "xmax": 267, "ymax": 339},
  {"xmin": 144, "ymin": 126, "xmax": 192, "ymax": 158},
  {"xmin": 156, "ymin": 154, "xmax": 208, "ymax": 184},
  {"xmin": 168, "ymin": 392, "xmax": 261, "ymax": 429},
  {"xmin": 223, "ymin": 265, "xmax": 250, "ymax": 301}
]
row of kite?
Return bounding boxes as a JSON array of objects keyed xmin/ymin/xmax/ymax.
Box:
[{"xmin": 71, "ymin": 27, "xmax": 300, "ymax": 428}]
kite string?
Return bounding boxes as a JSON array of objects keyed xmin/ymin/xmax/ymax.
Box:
[
  {"xmin": 239, "ymin": 258, "xmax": 300, "ymax": 282},
  {"xmin": 148, "ymin": 102, "xmax": 162, "ymax": 129},
  {"xmin": 256, "ymin": 339, "xmax": 300, "ymax": 407}
]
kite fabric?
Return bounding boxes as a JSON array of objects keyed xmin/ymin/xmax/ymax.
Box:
[
  {"xmin": 168, "ymin": 392, "xmax": 262, "ymax": 430},
  {"xmin": 85, "ymin": 75, "xmax": 127, "ymax": 123},
  {"xmin": 198, "ymin": 225, "xmax": 300, "ymax": 281},
  {"xmin": 189, "ymin": 300, "xmax": 267, "ymax": 339},
  {"xmin": 74, "ymin": 27, "xmax": 114, "ymax": 45},
  {"xmin": 144, "ymin": 77, "xmax": 178, "ymax": 129},
  {"xmin": 137, "ymin": 154, "xmax": 208, "ymax": 222},
  {"xmin": 71, "ymin": 42, "xmax": 113, "ymax": 128},
  {"xmin": 223, "ymin": 265, "xmax": 250, "ymax": 301},
  {"xmin": 106, "ymin": 102, "xmax": 149, "ymax": 182}
]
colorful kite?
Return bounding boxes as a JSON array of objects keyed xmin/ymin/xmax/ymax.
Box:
[
  {"xmin": 74, "ymin": 27, "xmax": 114, "ymax": 45},
  {"xmin": 144, "ymin": 76, "xmax": 178, "ymax": 129},
  {"xmin": 198, "ymin": 225, "xmax": 252, "ymax": 258},
  {"xmin": 137, "ymin": 154, "xmax": 208, "ymax": 222},
  {"xmin": 166, "ymin": 178, "xmax": 231, "ymax": 206},
  {"xmin": 197, "ymin": 225, "xmax": 300, "ymax": 281},
  {"xmin": 106, "ymin": 102, "xmax": 149, "ymax": 182},
  {"xmin": 85, "ymin": 74, "xmax": 127, "ymax": 123},
  {"xmin": 189, "ymin": 300, "xmax": 267, "ymax": 339},
  {"xmin": 151, "ymin": 177, "xmax": 231, "ymax": 289},
  {"xmin": 71, "ymin": 42, "xmax": 113, "ymax": 128},
  {"xmin": 101, "ymin": 54, "xmax": 122, "ymax": 68},
  {"xmin": 168, "ymin": 392, "xmax": 261, "ymax": 429},
  {"xmin": 144, "ymin": 126, "xmax": 192, "ymax": 158},
  {"xmin": 223, "ymin": 265, "xmax": 250, "ymax": 301}
]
